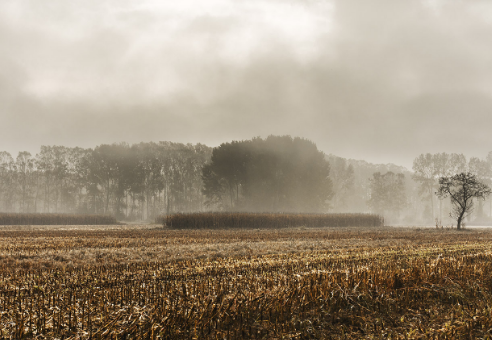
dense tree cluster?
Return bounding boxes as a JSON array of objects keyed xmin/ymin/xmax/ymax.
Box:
[
  {"xmin": 202, "ymin": 136, "xmax": 333, "ymax": 213},
  {"xmin": 0, "ymin": 142, "xmax": 211, "ymax": 220}
]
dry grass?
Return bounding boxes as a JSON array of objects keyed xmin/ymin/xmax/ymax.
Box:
[{"xmin": 1, "ymin": 226, "xmax": 492, "ymax": 338}]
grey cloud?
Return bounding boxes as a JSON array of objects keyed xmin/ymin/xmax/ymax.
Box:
[{"xmin": 2, "ymin": 0, "xmax": 492, "ymax": 169}]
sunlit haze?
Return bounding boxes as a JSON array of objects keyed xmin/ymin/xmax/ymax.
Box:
[{"xmin": 2, "ymin": 0, "xmax": 492, "ymax": 169}]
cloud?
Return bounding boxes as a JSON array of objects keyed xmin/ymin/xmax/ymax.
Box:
[{"xmin": 1, "ymin": 0, "xmax": 492, "ymax": 169}]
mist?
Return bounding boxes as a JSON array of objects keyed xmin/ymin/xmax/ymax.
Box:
[{"xmin": 2, "ymin": 1, "xmax": 492, "ymax": 168}]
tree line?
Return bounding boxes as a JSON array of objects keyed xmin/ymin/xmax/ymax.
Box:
[
  {"xmin": 0, "ymin": 142, "xmax": 211, "ymax": 220},
  {"xmin": 2, "ymin": 136, "xmax": 492, "ymax": 225},
  {"xmin": 365, "ymin": 152, "xmax": 492, "ymax": 226},
  {"xmin": 0, "ymin": 136, "xmax": 333, "ymax": 218}
]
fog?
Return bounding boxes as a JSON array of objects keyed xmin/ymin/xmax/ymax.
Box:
[{"xmin": 2, "ymin": 0, "xmax": 492, "ymax": 169}]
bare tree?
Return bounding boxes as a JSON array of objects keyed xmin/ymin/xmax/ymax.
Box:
[
  {"xmin": 413, "ymin": 153, "xmax": 467, "ymax": 224},
  {"xmin": 436, "ymin": 172, "xmax": 491, "ymax": 229}
]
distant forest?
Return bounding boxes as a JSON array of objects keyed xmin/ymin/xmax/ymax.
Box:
[
  {"xmin": 0, "ymin": 142, "xmax": 211, "ymax": 220},
  {"xmin": 0, "ymin": 135, "xmax": 491, "ymax": 225}
]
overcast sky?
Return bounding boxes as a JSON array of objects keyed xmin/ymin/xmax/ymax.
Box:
[{"xmin": 2, "ymin": 0, "xmax": 492, "ymax": 169}]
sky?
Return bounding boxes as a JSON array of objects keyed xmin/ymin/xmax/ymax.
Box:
[{"xmin": 2, "ymin": 0, "xmax": 492, "ymax": 169}]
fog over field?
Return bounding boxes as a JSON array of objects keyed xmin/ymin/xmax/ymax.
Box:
[
  {"xmin": 2, "ymin": 1, "xmax": 492, "ymax": 168},
  {"xmin": 4, "ymin": 4, "xmax": 492, "ymax": 337}
]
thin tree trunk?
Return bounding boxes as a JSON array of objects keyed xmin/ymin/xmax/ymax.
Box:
[
  {"xmin": 146, "ymin": 191, "xmax": 150, "ymax": 220},
  {"xmin": 165, "ymin": 183, "xmax": 169, "ymax": 215},
  {"xmin": 457, "ymin": 205, "xmax": 466, "ymax": 230},
  {"xmin": 439, "ymin": 199, "xmax": 442, "ymax": 225},
  {"xmin": 105, "ymin": 177, "xmax": 110, "ymax": 214},
  {"xmin": 229, "ymin": 183, "xmax": 233, "ymax": 210},
  {"xmin": 429, "ymin": 186, "xmax": 434, "ymax": 223},
  {"xmin": 34, "ymin": 177, "xmax": 39, "ymax": 213}
]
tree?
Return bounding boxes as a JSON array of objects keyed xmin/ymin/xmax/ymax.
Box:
[
  {"xmin": 0, "ymin": 152, "xmax": 15, "ymax": 211},
  {"xmin": 202, "ymin": 136, "xmax": 332, "ymax": 212},
  {"xmin": 413, "ymin": 153, "xmax": 467, "ymax": 223},
  {"xmin": 468, "ymin": 157, "xmax": 492, "ymax": 219},
  {"xmin": 368, "ymin": 171, "xmax": 406, "ymax": 223},
  {"xmin": 36, "ymin": 146, "xmax": 55, "ymax": 212},
  {"xmin": 485, "ymin": 151, "xmax": 492, "ymax": 216},
  {"xmin": 412, "ymin": 154, "xmax": 436, "ymax": 221},
  {"xmin": 432, "ymin": 153, "xmax": 467, "ymax": 222},
  {"xmin": 329, "ymin": 156, "xmax": 355, "ymax": 212},
  {"xmin": 436, "ymin": 172, "xmax": 491, "ymax": 229},
  {"xmin": 16, "ymin": 152, "xmax": 36, "ymax": 212}
]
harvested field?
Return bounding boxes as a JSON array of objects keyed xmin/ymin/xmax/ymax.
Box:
[{"xmin": 1, "ymin": 226, "xmax": 492, "ymax": 338}]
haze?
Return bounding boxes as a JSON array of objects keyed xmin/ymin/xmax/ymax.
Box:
[{"xmin": 2, "ymin": 0, "xmax": 492, "ymax": 169}]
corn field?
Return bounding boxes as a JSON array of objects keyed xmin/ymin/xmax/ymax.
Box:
[
  {"xmin": 1, "ymin": 226, "xmax": 492, "ymax": 338},
  {"xmin": 0, "ymin": 213, "xmax": 118, "ymax": 225},
  {"xmin": 159, "ymin": 212, "xmax": 384, "ymax": 229}
]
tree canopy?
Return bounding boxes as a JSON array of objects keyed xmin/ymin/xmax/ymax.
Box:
[
  {"xmin": 202, "ymin": 136, "xmax": 333, "ymax": 212},
  {"xmin": 0, "ymin": 142, "xmax": 212, "ymax": 220}
]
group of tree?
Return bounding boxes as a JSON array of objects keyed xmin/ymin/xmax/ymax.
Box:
[
  {"xmin": 3, "ymin": 136, "xmax": 492, "ymax": 228},
  {"xmin": 330, "ymin": 151, "xmax": 492, "ymax": 228},
  {"xmin": 0, "ymin": 142, "xmax": 212, "ymax": 220},
  {"xmin": 0, "ymin": 136, "xmax": 334, "ymax": 218},
  {"xmin": 412, "ymin": 152, "xmax": 492, "ymax": 225},
  {"xmin": 326, "ymin": 155, "xmax": 420, "ymax": 224},
  {"xmin": 202, "ymin": 136, "xmax": 333, "ymax": 212}
]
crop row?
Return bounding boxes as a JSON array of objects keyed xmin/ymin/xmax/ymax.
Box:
[
  {"xmin": 1, "ymin": 227, "xmax": 489, "ymax": 270},
  {"xmin": 0, "ymin": 213, "xmax": 118, "ymax": 226},
  {"xmin": 1, "ymin": 240, "xmax": 492, "ymax": 338},
  {"xmin": 159, "ymin": 212, "xmax": 384, "ymax": 229}
]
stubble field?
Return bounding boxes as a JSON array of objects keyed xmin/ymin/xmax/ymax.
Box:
[{"xmin": 1, "ymin": 225, "xmax": 492, "ymax": 339}]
